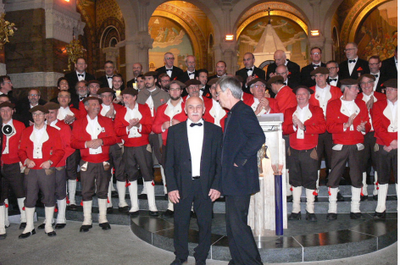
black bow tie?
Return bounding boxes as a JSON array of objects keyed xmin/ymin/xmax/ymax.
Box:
[
  {"xmin": 78, "ymin": 74, "xmax": 84, "ymax": 77},
  {"xmin": 312, "ymin": 64, "xmax": 320, "ymax": 68},
  {"xmin": 246, "ymin": 68, "xmax": 253, "ymax": 71},
  {"xmin": 107, "ymin": 76, "xmax": 113, "ymax": 79},
  {"xmin": 79, "ymin": 97, "xmax": 85, "ymax": 101},
  {"xmin": 283, "ymin": 82, "xmax": 287, "ymax": 86},
  {"xmin": 329, "ymin": 78, "xmax": 337, "ymax": 82},
  {"xmin": 348, "ymin": 60, "xmax": 356, "ymax": 63},
  {"xmin": 166, "ymin": 69, "xmax": 173, "ymax": 72},
  {"xmin": 373, "ymin": 74, "xmax": 378, "ymax": 78},
  {"xmin": 188, "ymin": 72, "xmax": 195, "ymax": 75},
  {"xmin": 190, "ymin": 122, "xmax": 203, "ymax": 127}
]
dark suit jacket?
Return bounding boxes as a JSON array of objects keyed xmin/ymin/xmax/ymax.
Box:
[
  {"xmin": 300, "ymin": 62, "xmax": 326, "ymax": 87},
  {"xmin": 235, "ymin": 67, "xmax": 266, "ymax": 94},
  {"xmin": 381, "ymin": 56, "xmax": 398, "ymax": 82},
  {"xmin": 165, "ymin": 120, "xmax": 222, "ymax": 200},
  {"xmin": 97, "ymin": 75, "xmax": 113, "ymax": 88},
  {"xmin": 126, "ymin": 77, "xmax": 140, "ymax": 90},
  {"xmin": 266, "ymin": 60, "xmax": 301, "ymax": 84},
  {"xmin": 338, "ymin": 58, "xmax": 369, "ymax": 80},
  {"xmin": 64, "ymin": 71, "xmax": 95, "ymax": 97},
  {"xmin": 221, "ymin": 101, "xmax": 265, "ymax": 196},
  {"xmin": 155, "ymin": 66, "xmax": 183, "ymax": 81},
  {"xmin": 16, "ymin": 98, "xmax": 47, "ymax": 127},
  {"xmin": 177, "ymin": 70, "xmax": 197, "ymax": 84}
]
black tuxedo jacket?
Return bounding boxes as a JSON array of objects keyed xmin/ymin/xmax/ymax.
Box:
[
  {"xmin": 338, "ymin": 58, "xmax": 369, "ymax": 80},
  {"xmin": 266, "ymin": 59, "xmax": 301, "ymax": 84},
  {"xmin": 235, "ymin": 67, "xmax": 266, "ymax": 94},
  {"xmin": 328, "ymin": 77, "xmax": 341, "ymax": 89},
  {"xmin": 221, "ymin": 101, "xmax": 265, "ymax": 196},
  {"xmin": 177, "ymin": 70, "xmax": 197, "ymax": 84},
  {"xmin": 126, "ymin": 77, "xmax": 139, "ymax": 90},
  {"xmin": 300, "ymin": 62, "xmax": 326, "ymax": 87},
  {"xmin": 165, "ymin": 120, "xmax": 222, "ymax": 199},
  {"xmin": 155, "ymin": 66, "xmax": 183, "ymax": 81},
  {"xmin": 16, "ymin": 98, "xmax": 47, "ymax": 127},
  {"xmin": 381, "ymin": 56, "xmax": 398, "ymax": 82},
  {"xmin": 97, "ymin": 75, "xmax": 113, "ymax": 88},
  {"xmin": 64, "ymin": 71, "xmax": 95, "ymax": 96}
]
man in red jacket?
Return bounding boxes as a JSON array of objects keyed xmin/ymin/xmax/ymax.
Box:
[
  {"xmin": 243, "ymin": 78, "xmax": 280, "ymax": 115},
  {"xmin": 283, "ymin": 86, "xmax": 326, "ymax": 221},
  {"xmin": 153, "ymin": 81, "xmax": 188, "ymax": 217},
  {"xmin": 357, "ymin": 74, "xmax": 386, "ymax": 200},
  {"xmin": 326, "ymin": 79, "xmax": 371, "ymax": 220},
  {"xmin": 71, "ymin": 97, "xmax": 118, "ymax": 232},
  {"xmin": 114, "ymin": 88, "xmax": 158, "ymax": 216},
  {"xmin": 372, "ymin": 79, "xmax": 397, "ymax": 219},
  {"xmin": 18, "ymin": 105, "xmax": 64, "ymax": 238},
  {"xmin": 0, "ymin": 102, "xmax": 26, "ymax": 230}
]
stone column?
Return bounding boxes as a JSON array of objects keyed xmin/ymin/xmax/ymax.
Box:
[
  {"xmin": 308, "ymin": 0, "xmax": 327, "ymax": 60},
  {"xmin": 103, "ymin": 46, "xmax": 119, "ymax": 64},
  {"xmin": 125, "ymin": 32, "xmax": 153, "ymax": 81},
  {"xmin": 0, "ymin": 3, "xmax": 6, "ymax": 75},
  {"xmin": 220, "ymin": 40, "xmax": 238, "ymax": 75}
]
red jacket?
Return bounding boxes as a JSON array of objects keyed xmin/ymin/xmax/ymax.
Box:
[
  {"xmin": 275, "ymin": 85, "xmax": 297, "ymax": 114},
  {"xmin": 371, "ymin": 99, "xmax": 398, "ymax": 146},
  {"xmin": 50, "ymin": 120, "xmax": 75, "ymax": 167},
  {"xmin": 99, "ymin": 103, "xmax": 124, "ymax": 143},
  {"xmin": 326, "ymin": 98, "xmax": 371, "ymax": 145},
  {"xmin": 71, "ymin": 115, "xmax": 119, "ymax": 163},
  {"xmin": 203, "ymin": 98, "xmax": 228, "ymax": 129},
  {"xmin": 309, "ymin": 85, "xmax": 342, "ymax": 114},
  {"xmin": 18, "ymin": 125, "xmax": 65, "ymax": 169},
  {"xmin": 114, "ymin": 104, "xmax": 153, "ymax": 147},
  {"xmin": 1, "ymin": 119, "xmax": 25, "ymax": 165},
  {"xmin": 152, "ymin": 100, "xmax": 187, "ymax": 145},
  {"xmin": 283, "ymin": 104, "xmax": 326, "ymax": 150},
  {"xmin": 242, "ymin": 95, "xmax": 280, "ymax": 114}
]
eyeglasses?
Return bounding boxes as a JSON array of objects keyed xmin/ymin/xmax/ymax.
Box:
[
  {"xmin": 166, "ymin": 57, "xmax": 175, "ymax": 60},
  {"xmin": 327, "ymin": 67, "xmax": 337, "ymax": 70},
  {"xmin": 250, "ymin": 85, "xmax": 266, "ymax": 88},
  {"xmin": 385, "ymin": 88, "xmax": 397, "ymax": 92},
  {"xmin": 344, "ymin": 48, "xmax": 356, "ymax": 52},
  {"xmin": 311, "ymin": 52, "xmax": 320, "ymax": 55},
  {"xmin": 32, "ymin": 113, "xmax": 44, "ymax": 117},
  {"xmin": 29, "ymin": 94, "xmax": 39, "ymax": 97}
]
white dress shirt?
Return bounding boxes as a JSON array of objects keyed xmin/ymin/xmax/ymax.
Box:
[{"xmin": 187, "ymin": 119, "xmax": 204, "ymax": 177}]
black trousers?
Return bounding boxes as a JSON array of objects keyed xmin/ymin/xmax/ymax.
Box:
[
  {"xmin": 54, "ymin": 167, "xmax": 67, "ymax": 200},
  {"xmin": 316, "ymin": 131, "xmax": 333, "ymax": 170},
  {"xmin": 123, "ymin": 145, "xmax": 153, "ymax": 182},
  {"xmin": 287, "ymin": 147, "xmax": 318, "ymax": 189},
  {"xmin": 1, "ymin": 162, "xmax": 25, "ymax": 201},
  {"xmin": 66, "ymin": 150, "xmax": 79, "ymax": 180},
  {"xmin": 361, "ymin": 131, "xmax": 378, "ymax": 172},
  {"xmin": 148, "ymin": 133, "xmax": 162, "ymax": 165},
  {"xmin": 377, "ymin": 145, "xmax": 397, "ymax": 184},
  {"xmin": 225, "ymin": 195, "xmax": 262, "ymax": 265},
  {"xmin": 173, "ymin": 178, "xmax": 212, "ymax": 262},
  {"xmin": 109, "ymin": 143, "xmax": 125, "ymax": 181}
]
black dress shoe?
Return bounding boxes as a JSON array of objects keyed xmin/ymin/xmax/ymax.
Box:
[
  {"xmin": 129, "ymin": 211, "xmax": 140, "ymax": 217},
  {"xmin": 19, "ymin": 229, "xmax": 36, "ymax": 239},
  {"xmin": 373, "ymin": 211, "xmax": 386, "ymax": 219},
  {"xmin": 107, "ymin": 207, "xmax": 113, "ymax": 214},
  {"xmin": 326, "ymin": 213, "xmax": 337, "ymax": 221},
  {"xmin": 149, "ymin": 211, "xmax": 159, "ymax": 217},
  {"xmin": 350, "ymin": 212, "xmax": 364, "ymax": 219},
  {"xmin": 79, "ymin": 225, "xmax": 92, "ymax": 232},
  {"xmin": 67, "ymin": 204, "xmax": 78, "ymax": 211},
  {"xmin": 45, "ymin": 231, "xmax": 57, "ymax": 237},
  {"xmin": 170, "ymin": 258, "xmax": 187, "ymax": 265},
  {"xmin": 38, "ymin": 223, "xmax": 46, "ymax": 230},
  {"xmin": 360, "ymin": 195, "xmax": 368, "ymax": 201},
  {"xmin": 306, "ymin": 211, "xmax": 317, "ymax": 222},
  {"xmin": 0, "ymin": 233, "xmax": 6, "ymax": 240},
  {"xmin": 118, "ymin": 206, "xmax": 129, "ymax": 213},
  {"xmin": 286, "ymin": 195, "xmax": 293, "ymax": 202},
  {"xmin": 373, "ymin": 195, "xmax": 378, "ymax": 201},
  {"xmin": 163, "ymin": 210, "xmax": 174, "ymax": 218},
  {"xmin": 19, "ymin": 222, "xmax": 27, "ymax": 230},
  {"xmin": 337, "ymin": 192, "xmax": 345, "ymax": 201},
  {"xmin": 99, "ymin": 222, "xmax": 111, "ymax": 230},
  {"xmin": 288, "ymin": 212, "xmax": 301, "ymax": 220},
  {"xmin": 55, "ymin": 223, "xmax": 66, "ymax": 229}
]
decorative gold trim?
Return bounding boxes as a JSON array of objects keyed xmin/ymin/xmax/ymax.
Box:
[
  {"xmin": 348, "ymin": 0, "xmax": 390, "ymax": 42},
  {"xmin": 236, "ymin": 10, "xmax": 308, "ymax": 39},
  {"xmin": 151, "ymin": 11, "xmax": 203, "ymax": 66}
]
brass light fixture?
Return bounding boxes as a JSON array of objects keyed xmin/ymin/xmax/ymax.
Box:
[{"xmin": 0, "ymin": 13, "xmax": 17, "ymax": 49}]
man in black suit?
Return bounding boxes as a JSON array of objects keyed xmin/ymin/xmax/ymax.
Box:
[
  {"xmin": 380, "ymin": 47, "xmax": 398, "ymax": 82},
  {"xmin": 97, "ymin": 60, "xmax": 115, "ymax": 88},
  {"xmin": 208, "ymin": 61, "xmax": 228, "ymax": 80},
  {"xmin": 196, "ymin": 69, "xmax": 210, "ymax": 98},
  {"xmin": 156, "ymin": 52, "xmax": 183, "ymax": 80},
  {"xmin": 266, "ymin": 50, "xmax": 301, "ymax": 85},
  {"xmin": 235, "ymin": 52, "xmax": 266, "ymax": 94},
  {"xmin": 16, "ymin": 88, "xmax": 47, "ymax": 127},
  {"xmin": 166, "ymin": 96, "xmax": 222, "ymax": 265},
  {"xmin": 64, "ymin": 57, "xmax": 95, "ymax": 96},
  {"xmin": 177, "ymin": 55, "xmax": 197, "ymax": 84},
  {"xmin": 216, "ymin": 76, "xmax": 264, "ymax": 265},
  {"xmin": 326, "ymin": 61, "xmax": 341, "ymax": 88},
  {"xmin": 0, "ymin": 76, "xmax": 16, "ymax": 104},
  {"xmin": 301, "ymin": 47, "xmax": 326, "ymax": 87},
  {"xmin": 368, "ymin": 56, "xmax": 385, "ymax": 93},
  {"xmin": 70, "ymin": 80, "xmax": 89, "ymax": 110},
  {"xmin": 339, "ymin": 42, "xmax": 369, "ymax": 80},
  {"xmin": 126, "ymin": 63, "xmax": 143, "ymax": 89}
]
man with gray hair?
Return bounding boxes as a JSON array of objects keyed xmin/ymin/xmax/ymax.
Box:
[
  {"xmin": 216, "ymin": 76, "xmax": 264, "ymax": 265},
  {"xmin": 339, "ymin": 42, "xmax": 369, "ymax": 80},
  {"xmin": 266, "ymin": 50, "xmax": 300, "ymax": 87},
  {"xmin": 156, "ymin": 52, "xmax": 183, "ymax": 80},
  {"xmin": 178, "ymin": 55, "xmax": 197, "ymax": 84},
  {"xmin": 325, "ymin": 79, "xmax": 371, "ymax": 221}
]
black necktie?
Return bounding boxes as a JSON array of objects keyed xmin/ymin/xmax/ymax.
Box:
[
  {"xmin": 190, "ymin": 122, "xmax": 202, "ymax": 127},
  {"xmin": 348, "ymin": 60, "xmax": 356, "ymax": 63},
  {"xmin": 78, "ymin": 74, "xmax": 84, "ymax": 77}
]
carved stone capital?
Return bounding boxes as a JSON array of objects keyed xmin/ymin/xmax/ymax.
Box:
[
  {"xmin": 45, "ymin": 8, "xmax": 86, "ymax": 43},
  {"xmin": 133, "ymin": 32, "xmax": 154, "ymax": 50}
]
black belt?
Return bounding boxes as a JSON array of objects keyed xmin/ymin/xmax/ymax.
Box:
[{"xmin": 192, "ymin": 176, "xmax": 200, "ymax": 180}]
